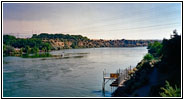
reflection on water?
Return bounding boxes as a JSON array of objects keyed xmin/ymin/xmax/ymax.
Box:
[{"xmin": 3, "ymin": 47, "xmax": 147, "ymax": 97}]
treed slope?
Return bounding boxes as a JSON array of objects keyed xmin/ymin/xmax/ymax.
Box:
[
  {"xmin": 4, "ymin": 33, "xmax": 159, "ymax": 51},
  {"xmin": 32, "ymin": 33, "xmax": 159, "ymax": 49},
  {"xmin": 112, "ymin": 33, "xmax": 181, "ymax": 97}
]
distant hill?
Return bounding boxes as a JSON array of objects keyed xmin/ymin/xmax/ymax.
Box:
[
  {"xmin": 31, "ymin": 33, "xmax": 161, "ymax": 50},
  {"xmin": 3, "ymin": 33, "xmax": 161, "ymax": 56}
]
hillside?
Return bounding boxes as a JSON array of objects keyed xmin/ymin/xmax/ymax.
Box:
[
  {"xmin": 3, "ymin": 33, "xmax": 160, "ymax": 56},
  {"xmin": 112, "ymin": 31, "xmax": 181, "ymax": 97},
  {"xmin": 32, "ymin": 33, "xmax": 159, "ymax": 50}
]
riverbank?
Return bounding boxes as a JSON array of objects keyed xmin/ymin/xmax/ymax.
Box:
[
  {"xmin": 112, "ymin": 59, "xmax": 159, "ymax": 96},
  {"xmin": 3, "ymin": 33, "xmax": 160, "ymax": 56},
  {"xmin": 112, "ymin": 33, "xmax": 181, "ymax": 97}
]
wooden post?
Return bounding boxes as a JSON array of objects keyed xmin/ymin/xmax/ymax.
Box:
[
  {"xmin": 102, "ymin": 70, "xmax": 105, "ymax": 92},
  {"xmin": 130, "ymin": 66, "xmax": 131, "ymax": 79},
  {"xmin": 124, "ymin": 70, "xmax": 126, "ymax": 80},
  {"xmin": 102, "ymin": 70, "xmax": 105, "ymax": 96},
  {"xmin": 125, "ymin": 68, "xmax": 126, "ymax": 79},
  {"xmin": 126, "ymin": 68, "xmax": 128, "ymax": 78}
]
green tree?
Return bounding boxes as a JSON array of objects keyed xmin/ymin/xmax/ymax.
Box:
[
  {"xmin": 71, "ymin": 41, "xmax": 78, "ymax": 48},
  {"xmin": 42, "ymin": 47, "xmax": 46, "ymax": 52},
  {"xmin": 25, "ymin": 46, "xmax": 31, "ymax": 54},
  {"xmin": 3, "ymin": 35, "xmax": 16, "ymax": 45},
  {"xmin": 147, "ymin": 41, "xmax": 163, "ymax": 57},
  {"xmin": 159, "ymin": 31, "xmax": 181, "ymax": 85},
  {"xmin": 160, "ymin": 81, "xmax": 181, "ymax": 97},
  {"xmin": 32, "ymin": 46, "xmax": 39, "ymax": 54},
  {"xmin": 3, "ymin": 45, "xmax": 7, "ymax": 53},
  {"xmin": 3, "ymin": 45, "xmax": 15, "ymax": 55},
  {"xmin": 143, "ymin": 53, "xmax": 154, "ymax": 61},
  {"xmin": 32, "ymin": 34, "xmax": 37, "ymax": 38},
  {"xmin": 20, "ymin": 48, "xmax": 23, "ymax": 54}
]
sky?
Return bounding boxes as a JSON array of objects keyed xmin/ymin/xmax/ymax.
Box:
[{"xmin": 3, "ymin": 3, "xmax": 182, "ymax": 39}]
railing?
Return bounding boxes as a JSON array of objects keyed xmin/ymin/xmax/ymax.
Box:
[
  {"xmin": 102, "ymin": 66, "xmax": 133, "ymax": 95},
  {"xmin": 117, "ymin": 66, "xmax": 132, "ymax": 86}
]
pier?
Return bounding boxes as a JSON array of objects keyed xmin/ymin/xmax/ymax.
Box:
[{"xmin": 102, "ymin": 66, "xmax": 132, "ymax": 94}]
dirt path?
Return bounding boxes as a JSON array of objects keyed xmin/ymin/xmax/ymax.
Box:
[{"xmin": 132, "ymin": 67, "xmax": 158, "ymax": 97}]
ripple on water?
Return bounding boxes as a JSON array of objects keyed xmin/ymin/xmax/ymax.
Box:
[{"xmin": 3, "ymin": 47, "xmax": 147, "ymax": 97}]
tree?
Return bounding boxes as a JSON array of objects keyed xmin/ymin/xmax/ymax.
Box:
[
  {"xmin": 3, "ymin": 45, "xmax": 7, "ymax": 53},
  {"xmin": 32, "ymin": 34, "xmax": 37, "ymax": 38},
  {"xmin": 147, "ymin": 41, "xmax": 162, "ymax": 57},
  {"xmin": 160, "ymin": 81, "xmax": 181, "ymax": 97},
  {"xmin": 25, "ymin": 46, "xmax": 31, "ymax": 54},
  {"xmin": 173, "ymin": 29, "xmax": 178, "ymax": 36},
  {"xmin": 32, "ymin": 46, "xmax": 39, "ymax": 54},
  {"xmin": 3, "ymin": 45, "xmax": 15, "ymax": 55},
  {"xmin": 143, "ymin": 53, "xmax": 154, "ymax": 61},
  {"xmin": 3, "ymin": 35, "xmax": 16, "ymax": 45},
  {"xmin": 20, "ymin": 48, "xmax": 23, "ymax": 54},
  {"xmin": 42, "ymin": 48, "xmax": 45, "ymax": 52},
  {"xmin": 159, "ymin": 31, "xmax": 181, "ymax": 85}
]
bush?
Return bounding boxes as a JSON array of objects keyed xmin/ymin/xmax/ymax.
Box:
[
  {"xmin": 147, "ymin": 41, "xmax": 162, "ymax": 57},
  {"xmin": 160, "ymin": 81, "xmax": 181, "ymax": 97},
  {"xmin": 143, "ymin": 53, "xmax": 154, "ymax": 61},
  {"xmin": 3, "ymin": 45, "xmax": 15, "ymax": 55}
]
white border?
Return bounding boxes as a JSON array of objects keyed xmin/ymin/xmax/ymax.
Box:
[{"xmin": 1, "ymin": 1, "xmax": 183, "ymax": 99}]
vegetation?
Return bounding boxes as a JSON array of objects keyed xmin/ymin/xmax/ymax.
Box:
[
  {"xmin": 157, "ymin": 30, "xmax": 181, "ymax": 86},
  {"xmin": 32, "ymin": 33, "xmax": 89, "ymax": 41},
  {"xmin": 143, "ymin": 53, "xmax": 154, "ymax": 61},
  {"xmin": 3, "ymin": 33, "xmax": 159, "ymax": 57},
  {"xmin": 3, "ymin": 35, "xmax": 52, "ymax": 56},
  {"xmin": 3, "ymin": 45, "xmax": 15, "ymax": 55},
  {"xmin": 32, "ymin": 33, "xmax": 158, "ymax": 49},
  {"xmin": 147, "ymin": 41, "xmax": 162, "ymax": 58},
  {"xmin": 160, "ymin": 81, "xmax": 181, "ymax": 97},
  {"xmin": 113, "ymin": 30, "xmax": 181, "ymax": 97}
]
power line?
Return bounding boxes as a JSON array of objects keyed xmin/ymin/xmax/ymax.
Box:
[
  {"xmin": 81, "ymin": 14, "xmax": 180, "ymax": 32},
  {"xmin": 63, "ymin": 22, "xmax": 180, "ymax": 34},
  {"xmin": 83, "ymin": 5, "xmax": 179, "ymax": 26},
  {"xmin": 66, "ymin": 9, "xmax": 180, "ymax": 33}
]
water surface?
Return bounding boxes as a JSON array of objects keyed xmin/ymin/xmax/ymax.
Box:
[{"xmin": 3, "ymin": 47, "xmax": 147, "ymax": 97}]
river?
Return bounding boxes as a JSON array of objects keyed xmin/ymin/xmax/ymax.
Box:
[{"xmin": 3, "ymin": 47, "xmax": 147, "ymax": 97}]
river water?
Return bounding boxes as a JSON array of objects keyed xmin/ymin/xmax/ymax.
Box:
[{"xmin": 3, "ymin": 47, "xmax": 147, "ymax": 97}]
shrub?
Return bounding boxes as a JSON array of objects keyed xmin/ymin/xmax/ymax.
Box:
[
  {"xmin": 143, "ymin": 53, "xmax": 154, "ymax": 61},
  {"xmin": 160, "ymin": 81, "xmax": 181, "ymax": 97},
  {"xmin": 3, "ymin": 45, "xmax": 15, "ymax": 55},
  {"xmin": 147, "ymin": 41, "xmax": 163, "ymax": 57},
  {"xmin": 133, "ymin": 67, "xmax": 138, "ymax": 71}
]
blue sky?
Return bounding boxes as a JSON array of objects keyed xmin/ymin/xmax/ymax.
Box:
[{"xmin": 3, "ymin": 3, "xmax": 182, "ymax": 39}]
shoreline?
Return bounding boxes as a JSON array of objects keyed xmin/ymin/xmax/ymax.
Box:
[
  {"xmin": 3, "ymin": 46, "xmax": 147, "ymax": 58},
  {"xmin": 111, "ymin": 34, "xmax": 181, "ymax": 97}
]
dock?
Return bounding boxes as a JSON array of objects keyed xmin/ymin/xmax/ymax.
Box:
[{"xmin": 102, "ymin": 66, "xmax": 132, "ymax": 93}]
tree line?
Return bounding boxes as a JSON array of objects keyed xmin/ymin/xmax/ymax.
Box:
[
  {"xmin": 3, "ymin": 35, "xmax": 52, "ymax": 55},
  {"xmin": 3, "ymin": 33, "xmax": 160, "ymax": 56},
  {"xmin": 32, "ymin": 33, "xmax": 89, "ymax": 41}
]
